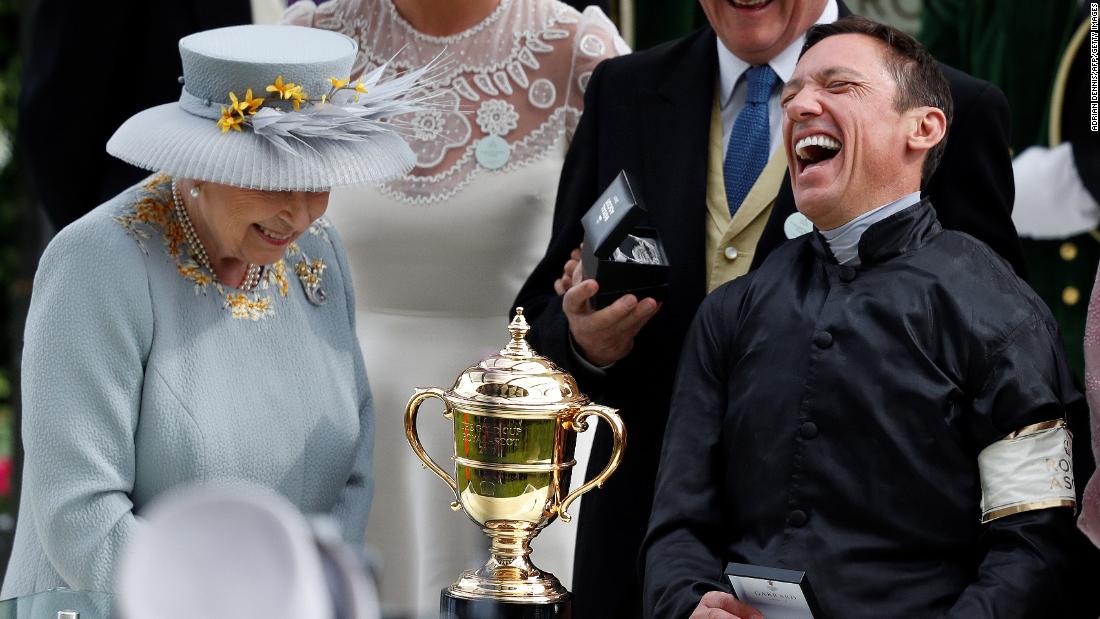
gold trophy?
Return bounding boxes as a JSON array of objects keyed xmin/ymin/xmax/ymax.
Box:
[{"xmin": 405, "ymin": 308, "xmax": 626, "ymax": 618}]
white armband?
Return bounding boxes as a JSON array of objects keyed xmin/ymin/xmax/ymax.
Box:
[{"xmin": 978, "ymin": 420, "xmax": 1076, "ymax": 523}]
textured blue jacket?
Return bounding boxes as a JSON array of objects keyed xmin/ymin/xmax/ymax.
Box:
[{"xmin": 2, "ymin": 175, "xmax": 373, "ymax": 597}]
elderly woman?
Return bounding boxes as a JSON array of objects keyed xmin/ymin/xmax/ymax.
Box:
[{"xmin": 1, "ymin": 24, "xmax": 432, "ymax": 597}]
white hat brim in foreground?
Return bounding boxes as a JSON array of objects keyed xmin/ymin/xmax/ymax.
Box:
[
  {"xmin": 115, "ymin": 483, "xmax": 336, "ymax": 619},
  {"xmin": 107, "ymin": 101, "xmax": 416, "ymax": 191}
]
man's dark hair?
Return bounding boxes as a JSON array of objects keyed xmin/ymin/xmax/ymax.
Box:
[{"xmin": 801, "ymin": 16, "xmax": 953, "ymax": 187}]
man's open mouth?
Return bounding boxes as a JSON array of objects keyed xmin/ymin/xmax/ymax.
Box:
[{"xmin": 794, "ymin": 134, "xmax": 842, "ymax": 173}]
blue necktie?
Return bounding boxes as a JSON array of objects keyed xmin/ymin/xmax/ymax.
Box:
[{"xmin": 723, "ymin": 65, "xmax": 778, "ymax": 217}]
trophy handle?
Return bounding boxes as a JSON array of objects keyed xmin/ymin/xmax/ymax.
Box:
[
  {"xmin": 404, "ymin": 387, "xmax": 462, "ymax": 510},
  {"xmin": 557, "ymin": 404, "xmax": 627, "ymax": 523}
]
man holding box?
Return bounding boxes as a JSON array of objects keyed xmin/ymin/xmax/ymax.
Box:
[
  {"xmin": 513, "ymin": 1, "xmax": 1023, "ymax": 615},
  {"xmin": 642, "ymin": 18, "xmax": 1082, "ymax": 618}
]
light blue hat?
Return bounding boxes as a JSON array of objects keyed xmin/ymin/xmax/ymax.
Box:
[{"xmin": 108, "ymin": 25, "xmax": 434, "ymax": 191}]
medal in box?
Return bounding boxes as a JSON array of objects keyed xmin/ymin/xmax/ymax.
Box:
[{"xmin": 580, "ymin": 170, "xmax": 669, "ymax": 309}]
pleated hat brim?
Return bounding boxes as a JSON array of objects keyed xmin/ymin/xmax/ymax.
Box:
[{"xmin": 107, "ymin": 101, "xmax": 416, "ymax": 192}]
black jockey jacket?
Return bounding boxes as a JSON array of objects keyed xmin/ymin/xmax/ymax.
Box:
[{"xmin": 642, "ymin": 200, "xmax": 1082, "ymax": 618}]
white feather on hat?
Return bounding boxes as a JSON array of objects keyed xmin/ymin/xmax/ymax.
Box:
[{"xmin": 108, "ymin": 25, "xmax": 443, "ymax": 191}]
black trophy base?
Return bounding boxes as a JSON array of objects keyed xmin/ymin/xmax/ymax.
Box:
[{"xmin": 440, "ymin": 590, "xmax": 572, "ymax": 619}]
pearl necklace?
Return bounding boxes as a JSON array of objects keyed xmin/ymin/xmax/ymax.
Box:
[{"xmin": 171, "ymin": 180, "xmax": 261, "ymax": 291}]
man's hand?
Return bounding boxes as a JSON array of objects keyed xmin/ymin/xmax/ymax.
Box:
[
  {"xmin": 554, "ymin": 247, "xmax": 583, "ymax": 295},
  {"xmin": 562, "ymin": 252, "xmax": 659, "ymax": 367},
  {"xmin": 689, "ymin": 592, "xmax": 763, "ymax": 619}
]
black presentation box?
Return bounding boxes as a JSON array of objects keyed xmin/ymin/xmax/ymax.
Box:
[
  {"xmin": 580, "ymin": 171, "xmax": 669, "ymax": 309},
  {"xmin": 724, "ymin": 562, "xmax": 823, "ymax": 619}
]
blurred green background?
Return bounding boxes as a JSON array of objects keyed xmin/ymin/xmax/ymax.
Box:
[{"xmin": 0, "ymin": 0, "xmax": 28, "ymax": 571}]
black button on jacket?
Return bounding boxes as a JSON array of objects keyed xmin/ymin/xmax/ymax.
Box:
[{"xmin": 643, "ymin": 201, "xmax": 1082, "ymax": 619}]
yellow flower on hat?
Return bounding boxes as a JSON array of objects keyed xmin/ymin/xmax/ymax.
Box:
[
  {"xmin": 287, "ymin": 85, "xmax": 307, "ymax": 111},
  {"xmin": 231, "ymin": 88, "xmax": 264, "ymax": 116},
  {"xmin": 266, "ymin": 75, "xmax": 298, "ymax": 100},
  {"xmin": 328, "ymin": 77, "xmax": 349, "ymax": 89},
  {"xmin": 216, "ymin": 105, "xmax": 244, "ymax": 132},
  {"xmin": 352, "ymin": 81, "xmax": 368, "ymax": 102}
]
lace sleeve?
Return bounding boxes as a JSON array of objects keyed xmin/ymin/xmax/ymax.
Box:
[{"xmin": 564, "ymin": 6, "xmax": 629, "ymax": 131}]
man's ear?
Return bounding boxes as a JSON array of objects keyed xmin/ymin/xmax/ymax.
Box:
[{"xmin": 906, "ymin": 106, "xmax": 947, "ymax": 155}]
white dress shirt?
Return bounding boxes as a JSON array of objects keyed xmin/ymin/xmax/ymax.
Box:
[{"xmin": 716, "ymin": 0, "xmax": 839, "ymax": 157}]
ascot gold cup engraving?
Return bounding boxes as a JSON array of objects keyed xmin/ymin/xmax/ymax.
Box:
[{"xmin": 404, "ymin": 309, "xmax": 627, "ymax": 604}]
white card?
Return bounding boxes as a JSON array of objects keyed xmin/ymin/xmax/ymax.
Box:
[{"xmin": 728, "ymin": 575, "xmax": 815, "ymax": 619}]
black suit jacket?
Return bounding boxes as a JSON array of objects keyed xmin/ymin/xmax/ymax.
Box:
[
  {"xmin": 18, "ymin": 0, "xmax": 252, "ymax": 230},
  {"xmin": 512, "ymin": 13, "xmax": 1019, "ymax": 619}
]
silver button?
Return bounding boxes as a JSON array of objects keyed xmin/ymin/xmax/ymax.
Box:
[{"xmin": 724, "ymin": 246, "xmax": 739, "ymax": 261}]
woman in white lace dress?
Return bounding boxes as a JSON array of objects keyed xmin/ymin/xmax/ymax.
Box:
[{"xmin": 285, "ymin": 0, "xmax": 627, "ymax": 613}]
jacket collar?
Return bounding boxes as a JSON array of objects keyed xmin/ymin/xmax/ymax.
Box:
[
  {"xmin": 658, "ymin": 26, "xmax": 719, "ymax": 105},
  {"xmin": 809, "ymin": 198, "xmax": 942, "ymax": 265}
]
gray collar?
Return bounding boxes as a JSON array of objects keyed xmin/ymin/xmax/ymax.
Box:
[{"xmin": 819, "ymin": 192, "xmax": 922, "ymax": 265}]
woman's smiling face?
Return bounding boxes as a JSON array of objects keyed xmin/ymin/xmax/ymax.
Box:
[{"xmin": 187, "ymin": 181, "xmax": 330, "ymax": 267}]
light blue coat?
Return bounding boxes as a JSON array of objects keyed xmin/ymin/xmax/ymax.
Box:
[{"xmin": 1, "ymin": 175, "xmax": 374, "ymax": 597}]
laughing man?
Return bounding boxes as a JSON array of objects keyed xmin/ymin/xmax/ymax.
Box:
[{"xmin": 642, "ymin": 17, "xmax": 1083, "ymax": 619}]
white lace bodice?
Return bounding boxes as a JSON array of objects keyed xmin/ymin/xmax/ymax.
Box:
[
  {"xmin": 279, "ymin": 3, "xmax": 623, "ymax": 610},
  {"xmin": 285, "ymin": 0, "xmax": 628, "ymax": 204}
]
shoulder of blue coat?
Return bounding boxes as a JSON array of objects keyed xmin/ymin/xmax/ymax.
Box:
[
  {"xmin": 98, "ymin": 173, "xmax": 178, "ymax": 258},
  {"xmin": 43, "ymin": 177, "xmax": 164, "ymax": 271},
  {"xmin": 30, "ymin": 180, "xmax": 157, "ymax": 341}
]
